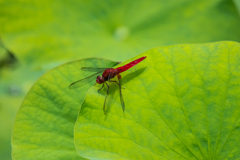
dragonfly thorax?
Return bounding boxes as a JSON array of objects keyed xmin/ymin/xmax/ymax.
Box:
[{"xmin": 96, "ymin": 68, "xmax": 119, "ymax": 84}]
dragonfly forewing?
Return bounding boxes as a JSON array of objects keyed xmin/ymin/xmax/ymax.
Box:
[
  {"xmin": 69, "ymin": 71, "xmax": 103, "ymax": 89},
  {"xmin": 81, "ymin": 67, "xmax": 111, "ymax": 72}
]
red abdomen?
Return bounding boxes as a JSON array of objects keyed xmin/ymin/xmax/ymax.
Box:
[{"xmin": 116, "ymin": 56, "xmax": 147, "ymax": 73}]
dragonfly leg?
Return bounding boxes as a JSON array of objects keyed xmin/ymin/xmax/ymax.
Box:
[
  {"xmin": 103, "ymin": 82, "xmax": 109, "ymax": 115},
  {"xmin": 116, "ymin": 74, "xmax": 125, "ymax": 89},
  {"xmin": 98, "ymin": 83, "xmax": 104, "ymax": 92},
  {"xmin": 108, "ymin": 78, "xmax": 125, "ymax": 112},
  {"xmin": 117, "ymin": 74, "xmax": 121, "ymax": 79},
  {"xmin": 117, "ymin": 76, "xmax": 125, "ymax": 112},
  {"xmin": 108, "ymin": 80, "xmax": 125, "ymax": 89}
]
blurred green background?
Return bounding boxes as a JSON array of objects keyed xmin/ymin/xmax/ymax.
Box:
[{"xmin": 0, "ymin": 0, "xmax": 240, "ymax": 159}]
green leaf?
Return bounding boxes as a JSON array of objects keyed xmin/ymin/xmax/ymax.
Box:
[
  {"xmin": 0, "ymin": 95, "xmax": 23, "ymax": 160},
  {"xmin": 234, "ymin": 0, "xmax": 240, "ymax": 15},
  {"xmin": 0, "ymin": 64, "xmax": 44, "ymax": 160},
  {"xmin": 11, "ymin": 58, "xmax": 118, "ymax": 160},
  {"xmin": 74, "ymin": 41, "xmax": 240, "ymax": 159},
  {"xmin": 1, "ymin": 0, "xmax": 240, "ymax": 68},
  {"xmin": 0, "ymin": 42, "xmax": 7, "ymax": 60}
]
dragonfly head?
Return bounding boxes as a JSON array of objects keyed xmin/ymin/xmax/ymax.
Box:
[{"xmin": 96, "ymin": 75, "xmax": 104, "ymax": 84}]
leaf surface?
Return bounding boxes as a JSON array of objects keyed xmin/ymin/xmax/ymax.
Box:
[
  {"xmin": 74, "ymin": 41, "xmax": 240, "ymax": 160},
  {"xmin": 234, "ymin": 0, "xmax": 240, "ymax": 15},
  {"xmin": 0, "ymin": 0, "xmax": 240, "ymax": 68},
  {"xmin": 11, "ymin": 58, "xmax": 118, "ymax": 160},
  {"xmin": 0, "ymin": 42, "xmax": 7, "ymax": 60},
  {"xmin": 0, "ymin": 61, "xmax": 44, "ymax": 160}
]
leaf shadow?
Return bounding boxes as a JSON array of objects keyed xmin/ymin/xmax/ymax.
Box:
[{"xmin": 121, "ymin": 67, "xmax": 147, "ymax": 86}]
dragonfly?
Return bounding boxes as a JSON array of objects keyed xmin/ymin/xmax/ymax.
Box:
[{"xmin": 69, "ymin": 56, "xmax": 147, "ymax": 114}]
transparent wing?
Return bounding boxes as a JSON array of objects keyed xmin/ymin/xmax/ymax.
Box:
[
  {"xmin": 81, "ymin": 67, "xmax": 111, "ymax": 72},
  {"xmin": 69, "ymin": 71, "xmax": 103, "ymax": 89}
]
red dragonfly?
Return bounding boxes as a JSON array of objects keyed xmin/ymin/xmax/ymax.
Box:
[{"xmin": 69, "ymin": 56, "xmax": 147, "ymax": 114}]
